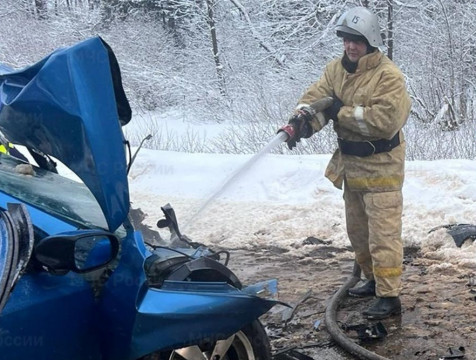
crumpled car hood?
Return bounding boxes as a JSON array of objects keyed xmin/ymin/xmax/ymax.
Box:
[{"xmin": 0, "ymin": 37, "xmax": 132, "ymax": 231}]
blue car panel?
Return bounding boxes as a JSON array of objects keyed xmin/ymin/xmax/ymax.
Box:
[
  {"xmin": 130, "ymin": 281, "xmax": 277, "ymax": 358},
  {"xmin": 0, "ymin": 272, "xmax": 101, "ymax": 359}
]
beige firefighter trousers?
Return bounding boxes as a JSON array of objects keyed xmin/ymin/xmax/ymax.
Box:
[{"xmin": 343, "ymin": 182, "xmax": 403, "ymax": 297}]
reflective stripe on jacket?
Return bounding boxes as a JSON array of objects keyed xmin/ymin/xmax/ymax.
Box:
[
  {"xmin": 0, "ymin": 142, "xmax": 14, "ymax": 154},
  {"xmin": 297, "ymin": 50, "xmax": 411, "ymax": 192}
]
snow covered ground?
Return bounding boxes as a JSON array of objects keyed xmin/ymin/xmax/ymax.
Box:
[{"xmin": 127, "ymin": 144, "xmax": 476, "ymax": 270}]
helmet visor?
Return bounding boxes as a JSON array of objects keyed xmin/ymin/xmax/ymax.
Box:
[{"xmin": 336, "ymin": 25, "xmax": 363, "ymax": 37}]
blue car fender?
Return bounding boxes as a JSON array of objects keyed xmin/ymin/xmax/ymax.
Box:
[{"xmin": 129, "ymin": 280, "xmax": 281, "ymax": 359}]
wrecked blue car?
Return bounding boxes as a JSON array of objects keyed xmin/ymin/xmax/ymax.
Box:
[{"xmin": 0, "ymin": 37, "xmax": 278, "ymax": 360}]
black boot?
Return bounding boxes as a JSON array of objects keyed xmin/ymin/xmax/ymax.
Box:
[
  {"xmin": 362, "ymin": 297, "xmax": 401, "ymax": 320},
  {"xmin": 348, "ymin": 280, "xmax": 376, "ymax": 298}
]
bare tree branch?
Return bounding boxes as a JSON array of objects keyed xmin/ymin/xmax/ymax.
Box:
[{"xmin": 227, "ymin": 0, "xmax": 286, "ymax": 67}]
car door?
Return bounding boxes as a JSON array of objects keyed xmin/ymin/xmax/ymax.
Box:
[{"xmin": 0, "ymin": 203, "xmax": 103, "ymax": 360}]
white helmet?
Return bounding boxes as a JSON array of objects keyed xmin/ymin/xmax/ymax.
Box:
[{"xmin": 335, "ymin": 7, "xmax": 383, "ymax": 47}]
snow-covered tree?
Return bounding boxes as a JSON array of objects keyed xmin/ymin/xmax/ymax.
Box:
[{"xmin": 2, "ymin": 0, "xmax": 476, "ymax": 158}]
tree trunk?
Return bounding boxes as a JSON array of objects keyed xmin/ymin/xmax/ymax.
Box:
[
  {"xmin": 34, "ymin": 0, "xmax": 47, "ymax": 19},
  {"xmin": 386, "ymin": 0, "xmax": 394, "ymax": 60},
  {"xmin": 206, "ymin": 0, "xmax": 227, "ymax": 97},
  {"xmin": 437, "ymin": 0, "xmax": 457, "ymax": 128}
]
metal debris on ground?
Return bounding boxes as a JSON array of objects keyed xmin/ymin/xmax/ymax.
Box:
[
  {"xmin": 273, "ymin": 347, "xmax": 315, "ymax": 360},
  {"xmin": 281, "ymin": 290, "xmax": 312, "ymax": 324},
  {"xmin": 429, "ymin": 224, "xmax": 476, "ymax": 247},
  {"xmin": 342, "ymin": 322, "xmax": 388, "ymax": 343},
  {"xmin": 439, "ymin": 346, "xmax": 465, "ymax": 359}
]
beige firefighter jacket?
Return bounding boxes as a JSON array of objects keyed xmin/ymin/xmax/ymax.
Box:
[{"xmin": 297, "ymin": 50, "xmax": 411, "ymax": 192}]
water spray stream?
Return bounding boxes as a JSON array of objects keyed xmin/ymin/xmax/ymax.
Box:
[
  {"xmin": 180, "ymin": 97, "xmax": 333, "ymax": 233},
  {"xmin": 183, "ymin": 131, "xmax": 289, "ymax": 231}
]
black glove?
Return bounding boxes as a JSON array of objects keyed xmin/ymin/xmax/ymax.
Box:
[
  {"xmin": 324, "ymin": 95, "xmax": 344, "ymax": 121},
  {"xmin": 285, "ymin": 109, "xmax": 313, "ymax": 150}
]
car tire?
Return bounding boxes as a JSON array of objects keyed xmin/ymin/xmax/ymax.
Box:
[{"xmin": 140, "ymin": 320, "xmax": 271, "ymax": 360}]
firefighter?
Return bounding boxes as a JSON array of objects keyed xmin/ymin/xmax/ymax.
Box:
[{"xmin": 282, "ymin": 6, "xmax": 411, "ymax": 319}]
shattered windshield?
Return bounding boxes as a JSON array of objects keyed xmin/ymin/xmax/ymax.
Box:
[{"xmin": 0, "ymin": 154, "xmax": 108, "ymax": 230}]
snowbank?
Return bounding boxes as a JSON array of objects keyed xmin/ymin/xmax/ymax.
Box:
[{"xmin": 128, "ymin": 149, "xmax": 476, "ymax": 268}]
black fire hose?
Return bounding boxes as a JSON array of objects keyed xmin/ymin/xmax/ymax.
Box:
[{"xmin": 324, "ymin": 261, "xmax": 391, "ymax": 360}]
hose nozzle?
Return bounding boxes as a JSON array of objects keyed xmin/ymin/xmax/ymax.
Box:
[{"xmin": 278, "ymin": 124, "xmax": 295, "ymax": 141}]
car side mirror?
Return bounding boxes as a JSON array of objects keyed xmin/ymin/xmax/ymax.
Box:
[{"xmin": 34, "ymin": 230, "xmax": 120, "ymax": 275}]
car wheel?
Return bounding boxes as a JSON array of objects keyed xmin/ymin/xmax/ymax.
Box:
[
  {"xmin": 170, "ymin": 321, "xmax": 271, "ymax": 360},
  {"xmin": 140, "ymin": 320, "xmax": 271, "ymax": 360}
]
